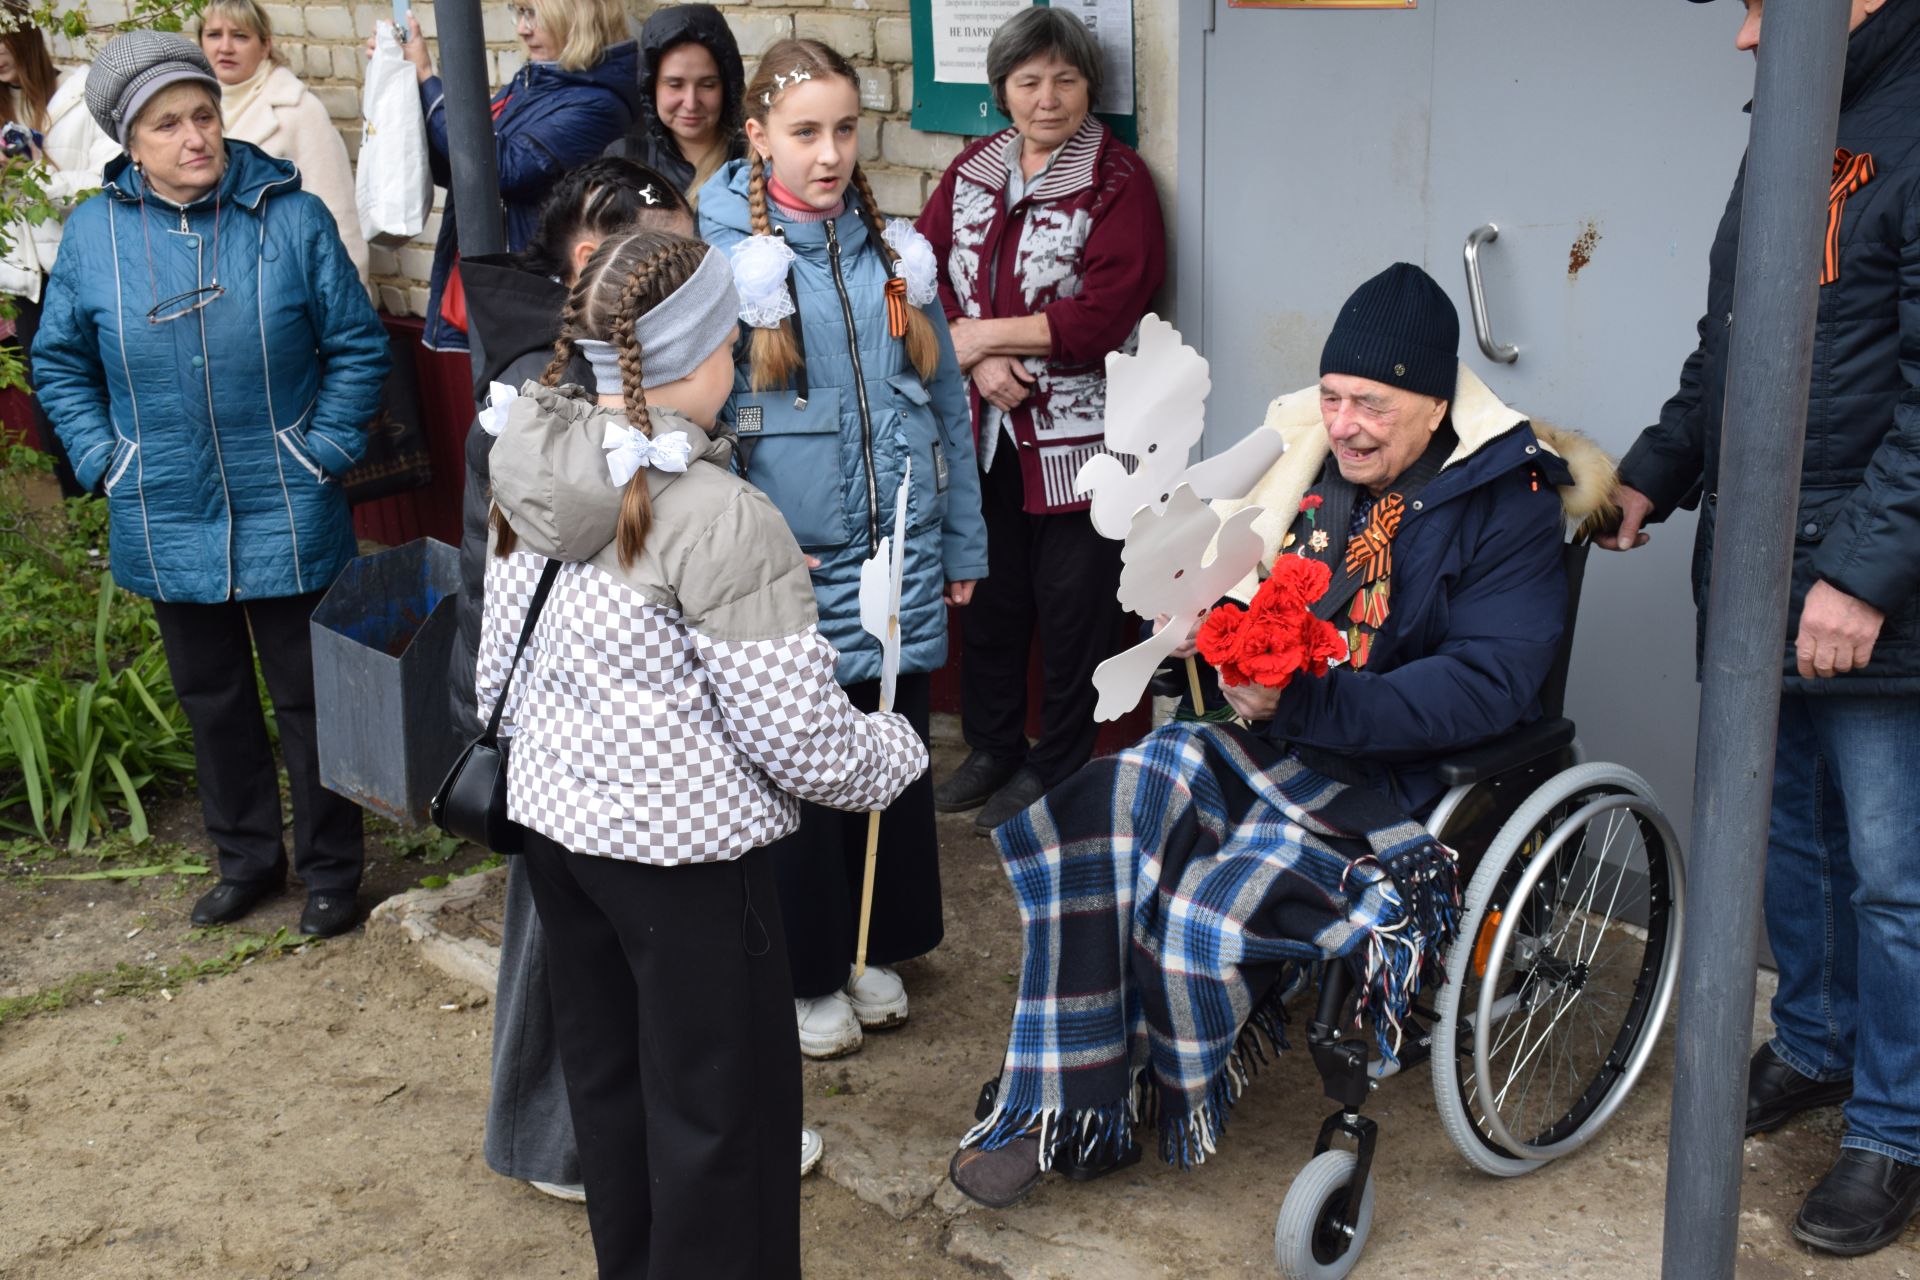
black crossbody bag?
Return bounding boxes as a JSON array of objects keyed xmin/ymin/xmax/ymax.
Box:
[{"xmin": 430, "ymin": 558, "xmax": 562, "ymax": 854}]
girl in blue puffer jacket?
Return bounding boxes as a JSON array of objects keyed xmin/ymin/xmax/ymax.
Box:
[{"xmin": 699, "ymin": 38, "xmax": 988, "ymax": 1061}]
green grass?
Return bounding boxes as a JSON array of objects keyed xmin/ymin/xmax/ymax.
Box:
[{"xmin": 0, "ymin": 927, "xmax": 313, "ymax": 1028}]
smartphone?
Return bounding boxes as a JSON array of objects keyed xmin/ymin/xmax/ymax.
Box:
[{"xmin": 391, "ymin": 0, "xmax": 410, "ymax": 39}]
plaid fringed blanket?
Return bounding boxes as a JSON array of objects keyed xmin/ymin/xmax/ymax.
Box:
[{"xmin": 962, "ymin": 721, "xmax": 1460, "ymax": 1171}]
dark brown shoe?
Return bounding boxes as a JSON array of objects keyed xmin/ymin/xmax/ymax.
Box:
[{"xmin": 949, "ymin": 1137, "xmax": 1044, "ymax": 1209}]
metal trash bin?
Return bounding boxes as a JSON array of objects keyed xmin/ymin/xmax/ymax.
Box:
[{"xmin": 311, "ymin": 538, "xmax": 462, "ymax": 825}]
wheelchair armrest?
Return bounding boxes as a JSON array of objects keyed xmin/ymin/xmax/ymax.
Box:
[{"xmin": 1433, "ymin": 718, "xmax": 1577, "ymax": 787}]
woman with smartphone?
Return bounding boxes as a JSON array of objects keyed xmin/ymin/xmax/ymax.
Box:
[{"xmin": 370, "ymin": 0, "xmax": 640, "ymax": 352}]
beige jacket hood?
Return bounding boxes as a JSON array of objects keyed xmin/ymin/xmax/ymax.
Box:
[{"xmin": 489, "ymin": 382, "xmax": 818, "ymax": 643}]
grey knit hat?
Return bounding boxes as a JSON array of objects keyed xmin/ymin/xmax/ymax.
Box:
[
  {"xmin": 85, "ymin": 30, "xmax": 222, "ymax": 144},
  {"xmin": 1319, "ymin": 263, "xmax": 1461, "ymax": 401}
]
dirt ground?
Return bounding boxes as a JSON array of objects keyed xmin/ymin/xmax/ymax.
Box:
[{"xmin": 3, "ymin": 738, "xmax": 1918, "ymax": 1279}]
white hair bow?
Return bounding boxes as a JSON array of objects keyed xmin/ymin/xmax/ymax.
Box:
[
  {"xmin": 881, "ymin": 219, "xmax": 940, "ymax": 309},
  {"xmin": 729, "ymin": 234, "xmax": 798, "ymax": 329},
  {"xmin": 478, "ymin": 382, "xmax": 518, "ymax": 436},
  {"xmin": 603, "ymin": 422, "xmax": 693, "ymax": 487}
]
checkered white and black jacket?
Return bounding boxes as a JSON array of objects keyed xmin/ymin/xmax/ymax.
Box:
[
  {"xmin": 477, "ymin": 385, "xmax": 928, "ymax": 866},
  {"xmin": 479, "ymin": 546, "xmax": 927, "ymax": 865}
]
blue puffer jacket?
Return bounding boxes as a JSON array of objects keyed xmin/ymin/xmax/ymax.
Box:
[
  {"xmin": 34, "ymin": 142, "xmax": 389, "ymax": 604},
  {"xmin": 700, "ymin": 163, "xmax": 989, "ymax": 685},
  {"xmin": 419, "ymin": 43, "xmax": 641, "ymax": 351}
]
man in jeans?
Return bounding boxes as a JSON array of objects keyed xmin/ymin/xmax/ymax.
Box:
[{"xmin": 1605, "ymin": 0, "xmax": 1920, "ymax": 1256}]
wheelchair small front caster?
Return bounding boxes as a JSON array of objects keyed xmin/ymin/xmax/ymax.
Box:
[{"xmin": 1274, "ymin": 1149, "xmax": 1376, "ymax": 1279}]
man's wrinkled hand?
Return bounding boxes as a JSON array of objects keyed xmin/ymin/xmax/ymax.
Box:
[
  {"xmin": 1795, "ymin": 579, "xmax": 1884, "ymax": 678},
  {"xmin": 1154, "ymin": 611, "xmax": 1206, "ymax": 660},
  {"xmin": 1220, "ymin": 679, "xmax": 1281, "ymax": 723},
  {"xmin": 1598, "ymin": 484, "xmax": 1654, "ymax": 552},
  {"xmin": 970, "ymin": 355, "xmax": 1035, "ymax": 412}
]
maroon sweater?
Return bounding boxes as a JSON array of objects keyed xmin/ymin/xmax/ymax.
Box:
[{"xmin": 917, "ymin": 119, "xmax": 1166, "ymax": 515}]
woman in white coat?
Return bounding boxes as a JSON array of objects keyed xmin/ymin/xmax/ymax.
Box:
[
  {"xmin": 199, "ymin": 0, "xmax": 369, "ymax": 283},
  {"xmin": 1, "ymin": 15, "xmax": 118, "ymax": 493}
]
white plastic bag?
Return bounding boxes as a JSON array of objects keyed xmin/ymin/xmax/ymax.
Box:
[{"xmin": 356, "ymin": 21, "xmax": 432, "ymax": 246}]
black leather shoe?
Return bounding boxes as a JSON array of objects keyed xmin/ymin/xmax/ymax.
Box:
[
  {"xmin": 190, "ymin": 879, "xmax": 280, "ymax": 926},
  {"xmin": 935, "ymin": 750, "xmax": 1022, "ymax": 813},
  {"xmin": 974, "ymin": 767, "xmax": 1046, "ymax": 836},
  {"xmin": 1792, "ymin": 1149, "xmax": 1920, "ymax": 1256},
  {"xmin": 299, "ymin": 892, "xmax": 359, "ymax": 938},
  {"xmin": 1747, "ymin": 1042, "xmax": 1851, "ymax": 1136}
]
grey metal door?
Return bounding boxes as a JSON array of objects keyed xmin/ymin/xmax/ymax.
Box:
[{"xmin": 1182, "ymin": 0, "xmax": 1759, "ymax": 839}]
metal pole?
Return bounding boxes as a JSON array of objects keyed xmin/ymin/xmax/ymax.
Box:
[
  {"xmin": 1660, "ymin": 1, "xmax": 1850, "ymax": 1275},
  {"xmin": 432, "ymin": 0, "xmax": 505, "ymax": 383}
]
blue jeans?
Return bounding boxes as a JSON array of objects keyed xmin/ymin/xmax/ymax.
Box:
[{"xmin": 1766, "ymin": 693, "xmax": 1920, "ymax": 1165}]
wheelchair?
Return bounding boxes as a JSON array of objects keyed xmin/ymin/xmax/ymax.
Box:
[{"xmin": 1270, "ymin": 539, "xmax": 1686, "ymax": 1278}]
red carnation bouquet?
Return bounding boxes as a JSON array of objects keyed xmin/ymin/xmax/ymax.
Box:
[{"xmin": 1196, "ymin": 554, "xmax": 1349, "ymax": 689}]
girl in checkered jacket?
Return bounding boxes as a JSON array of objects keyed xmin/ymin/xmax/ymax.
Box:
[{"xmin": 476, "ymin": 228, "xmax": 927, "ymax": 1279}]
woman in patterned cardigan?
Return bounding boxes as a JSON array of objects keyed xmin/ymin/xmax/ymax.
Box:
[{"xmin": 916, "ymin": 6, "xmax": 1167, "ymax": 834}]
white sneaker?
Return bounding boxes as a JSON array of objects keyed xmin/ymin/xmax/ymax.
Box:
[
  {"xmin": 844, "ymin": 965, "xmax": 910, "ymax": 1029},
  {"xmin": 795, "ymin": 992, "xmax": 863, "ymax": 1058},
  {"xmin": 528, "ymin": 1180, "xmax": 586, "ymax": 1203},
  {"xmin": 800, "ymin": 1128, "xmax": 823, "ymax": 1177}
]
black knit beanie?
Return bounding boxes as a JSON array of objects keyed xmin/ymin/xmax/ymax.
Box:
[{"xmin": 1318, "ymin": 263, "xmax": 1460, "ymax": 401}]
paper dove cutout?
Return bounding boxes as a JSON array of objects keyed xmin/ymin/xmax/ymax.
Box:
[
  {"xmin": 1073, "ymin": 316, "xmax": 1291, "ymax": 539},
  {"xmin": 1075, "ymin": 316, "xmax": 1211, "ymax": 538},
  {"xmin": 859, "ymin": 462, "xmax": 911, "ymax": 714},
  {"xmin": 1091, "ymin": 485, "xmax": 1267, "ymax": 722}
]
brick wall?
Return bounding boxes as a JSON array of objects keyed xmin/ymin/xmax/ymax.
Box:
[{"xmin": 50, "ymin": 0, "xmax": 977, "ymax": 319}]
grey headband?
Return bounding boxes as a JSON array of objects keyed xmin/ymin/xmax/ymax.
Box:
[{"xmin": 576, "ymin": 249, "xmax": 740, "ymax": 394}]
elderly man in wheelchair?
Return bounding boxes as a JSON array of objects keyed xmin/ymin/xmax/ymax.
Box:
[{"xmin": 949, "ymin": 264, "xmax": 1684, "ymax": 1277}]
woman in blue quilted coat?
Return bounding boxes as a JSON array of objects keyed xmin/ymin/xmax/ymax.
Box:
[{"xmin": 33, "ymin": 32, "xmax": 389, "ymax": 939}]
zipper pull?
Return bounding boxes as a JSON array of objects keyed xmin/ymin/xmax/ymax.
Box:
[{"xmin": 825, "ymin": 218, "xmax": 839, "ymax": 257}]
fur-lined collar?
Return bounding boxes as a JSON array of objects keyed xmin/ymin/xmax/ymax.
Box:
[{"xmin": 1213, "ymin": 364, "xmax": 1618, "ymax": 598}]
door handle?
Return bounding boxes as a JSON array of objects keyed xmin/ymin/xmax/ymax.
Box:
[{"xmin": 1463, "ymin": 224, "xmax": 1519, "ymax": 364}]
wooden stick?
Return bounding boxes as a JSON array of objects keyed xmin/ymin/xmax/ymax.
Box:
[
  {"xmin": 852, "ymin": 809, "xmax": 882, "ymax": 979},
  {"xmin": 1185, "ymin": 655, "xmax": 1206, "ymax": 715}
]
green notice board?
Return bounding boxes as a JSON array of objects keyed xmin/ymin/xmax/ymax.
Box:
[{"xmin": 909, "ymin": 0, "xmax": 1137, "ymax": 145}]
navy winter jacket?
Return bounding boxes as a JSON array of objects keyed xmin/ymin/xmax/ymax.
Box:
[
  {"xmin": 1214, "ymin": 372, "xmax": 1607, "ymax": 813},
  {"xmin": 1618, "ymin": 1, "xmax": 1920, "ymax": 693},
  {"xmin": 700, "ymin": 163, "xmax": 990, "ymax": 685},
  {"xmin": 34, "ymin": 142, "xmax": 388, "ymax": 604},
  {"xmin": 418, "ymin": 44, "xmax": 641, "ymax": 350}
]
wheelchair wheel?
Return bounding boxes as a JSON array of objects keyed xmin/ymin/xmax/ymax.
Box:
[
  {"xmin": 1431, "ymin": 762, "xmax": 1684, "ymax": 1177},
  {"xmin": 1274, "ymin": 1149, "xmax": 1376, "ymax": 1280}
]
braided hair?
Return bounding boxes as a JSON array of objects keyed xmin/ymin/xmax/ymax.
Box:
[
  {"xmin": 491, "ymin": 230, "xmax": 716, "ymax": 566},
  {"xmin": 517, "ymin": 157, "xmax": 695, "ymax": 283},
  {"xmin": 742, "ymin": 39, "xmax": 940, "ymax": 391}
]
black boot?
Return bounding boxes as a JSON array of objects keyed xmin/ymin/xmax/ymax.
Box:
[
  {"xmin": 934, "ymin": 750, "xmax": 1021, "ymax": 813},
  {"xmin": 1747, "ymin": 1042, "xmax": 1851, "ymax": 1136},
  {"xmin": 190, "ymin": 879, "xmax": 280, "ymax": 926},
  {"xmin": 1792, "ymin": 1149, "xmax": 1920, "ymax": 1256}
]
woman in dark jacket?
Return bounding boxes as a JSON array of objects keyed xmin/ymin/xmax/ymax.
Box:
[
  {"xmin": 916, "ymin": 7, "xmax": 1166, "ymax": 835},
  {"xmin": 601, "ymin": 4, "xmax": 744, "ymax": 208},
  {"xmin": 447, "ymin": 157, "xmax": 693, "ymax": 1204},
  {"xmin": 378, "ymin": 0, "xmax": 640, "ymax": 351},
  {"xmin": 34, "ymin": 32, "xmax": 387, "ymax": 938}
]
